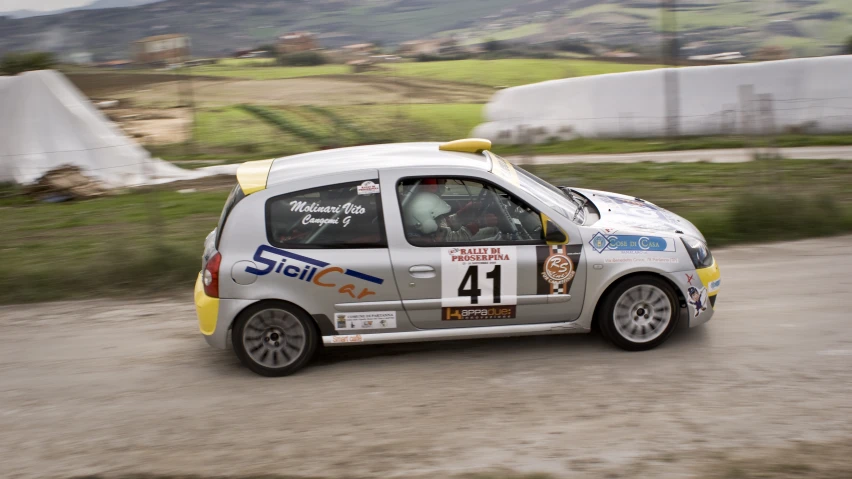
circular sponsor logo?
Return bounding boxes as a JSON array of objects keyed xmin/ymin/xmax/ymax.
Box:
[{"xmin": 542, "ymin": 253, "xmax": 575, "ymax": 285}]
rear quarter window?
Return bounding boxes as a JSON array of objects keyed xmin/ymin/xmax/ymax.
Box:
[
  {"xmin": 266, "ymin": 181, "xmax": 387, "ymax": 249},
  {"xmin": 215, "ymin": 185, "xmax": 246, "ymax": 248}
]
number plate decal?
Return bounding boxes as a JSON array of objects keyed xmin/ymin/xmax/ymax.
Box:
[{"xmin": 441, "ymin": 247, "xmax": 518, "ymax": 319}]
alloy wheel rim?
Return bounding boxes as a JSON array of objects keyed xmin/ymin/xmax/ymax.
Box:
[
  {"xmin": 613, "ymin": 285, "xmax": 672, "ymax": 343},
  {"xmin": 243, "ymin": 309, "xmax": 306, "ymax": 368}
]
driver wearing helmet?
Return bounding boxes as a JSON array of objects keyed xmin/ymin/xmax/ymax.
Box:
[{"xmin": 403, "ymin": 190, "xmax": 501, "ymax": 243}]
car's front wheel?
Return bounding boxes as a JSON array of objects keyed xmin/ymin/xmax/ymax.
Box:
[
  {"xmin": 598, "ymin": 275, "xmax": 679, "ymax": 351},
  {"xmin": 232, "ymin": 302, "xmax": 318, "ymax": 377}
]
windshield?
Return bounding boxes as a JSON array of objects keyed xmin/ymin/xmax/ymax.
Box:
[{"xmin": 512, "ymin": 165, "xmax": 582, "ymax": 224}]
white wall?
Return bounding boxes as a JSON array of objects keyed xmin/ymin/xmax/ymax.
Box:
[{"xmin": 472, "ymin": 56, "xmax": 852, "ymax": 143}]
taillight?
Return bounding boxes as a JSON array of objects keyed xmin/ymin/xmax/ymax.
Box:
[{"xmin": 203, "ymin": 252, "xmax": 221, "ymax": 298}]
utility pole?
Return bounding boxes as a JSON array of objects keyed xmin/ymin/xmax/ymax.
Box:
[{"xmin": 661, "ymin": 0, "xmax": 680, "ymax": 138}]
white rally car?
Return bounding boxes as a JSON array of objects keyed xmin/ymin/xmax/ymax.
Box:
[{"xmin": 195, "ymin": 139, "xmax": 721, "ymax": 376}]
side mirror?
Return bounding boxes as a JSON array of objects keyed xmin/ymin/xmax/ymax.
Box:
[{"xmin": 544, "ymin": 220, "xmax": 567, "ymax": 244}]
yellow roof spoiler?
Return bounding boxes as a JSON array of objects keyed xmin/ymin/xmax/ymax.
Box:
[
  {"xmin": 439, "ymin": 138, "xmax": 492, "ymax": 154},
  {"xmin": 236, "ymin": 158, "xmax": 274, "ymax": 195}
]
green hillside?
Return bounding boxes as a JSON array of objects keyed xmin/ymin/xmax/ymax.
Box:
[{"xmin": 0, "ymin": 0, "xmax": 847, "ymax": 60}]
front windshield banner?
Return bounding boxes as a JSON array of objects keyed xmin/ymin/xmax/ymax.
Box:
[{"xmin": 487, "ymin": 152, "xmax": 520, "ymax": 186}]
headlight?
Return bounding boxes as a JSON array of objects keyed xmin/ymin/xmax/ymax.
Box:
[{"xmin": 681, "ymin": 236, "xmax": 714, "ymax": 268}]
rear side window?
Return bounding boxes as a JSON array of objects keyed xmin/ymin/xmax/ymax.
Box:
[
  {"xmin": 216, "ymin": 184, "xmax": 246, "ymax": 248},
  {"xmin": 266, "ymin": 180, "xmax": 386, "ymax": 249}
]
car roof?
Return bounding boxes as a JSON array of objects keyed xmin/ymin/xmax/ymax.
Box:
[{"xmin": 265, "ymin": 142, "xmax": 492, "ymax": 187}]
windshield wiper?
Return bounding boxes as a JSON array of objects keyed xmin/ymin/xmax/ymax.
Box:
[{"xmin": 559, "ymin": 187, "xmax": 587, "ymax": 223}]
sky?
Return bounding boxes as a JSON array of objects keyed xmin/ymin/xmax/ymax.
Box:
[{"xmin": 0, "ymin": 0, "xmax": 91, "ymax": 12}]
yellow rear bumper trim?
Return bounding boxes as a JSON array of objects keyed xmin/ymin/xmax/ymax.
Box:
[{"xmin": 194, "ymin": 273, "xmax": 220, "ymax": 335}]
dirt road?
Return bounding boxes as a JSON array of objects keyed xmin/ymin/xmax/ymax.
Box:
[{"xmin": 2, "ymin": 236, "xmax": 851, "ymax": 479}]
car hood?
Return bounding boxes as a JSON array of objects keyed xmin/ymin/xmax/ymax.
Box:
[{"xmin": 572, "ymin": 188, "xmax": 705, "ymax": 242}]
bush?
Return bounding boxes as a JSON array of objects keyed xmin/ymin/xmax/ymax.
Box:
[
  {"xmin": 238, "ymin": 104, "xmax": 326, "ymax": 143},
  {"xmin": 484, "ymin": 39, "xmax": 505, "ymax": 52},
  {"xmin": 480, "ymin": 48, "xmax": 557, "ymax": 60},
  {"xmin": 415, "ymin": 53, "xmax": 472, "ymax": 62},
  {"xmin": 277, "ymin": 51, "xmax": 328, "ymax": 66},
  {"xmin": 692, "ymin": 192, "xmax": 852, "ymax": 247},
  {"xmin": 554, "ymin": 40, "xmax": 593, "ymax": 55},
  {"xmin": 0, "ymin": 51, "xmax": 56, "ymax": 75}
]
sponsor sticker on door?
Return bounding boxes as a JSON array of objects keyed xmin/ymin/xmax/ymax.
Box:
[
  {"xmin": 441, "ymin": 246, "xmax": 517, "ymax": 319},
  {"xmin": 443, "ymin": 305, "xmax": 517, "ymax": 320},
  {"xmin": 536, "ymin": 245, "xmax": 582, "ymax": 295},
  {"xmin": 334, "ymin": 311, "xmax": 396, "ymax": 330}
]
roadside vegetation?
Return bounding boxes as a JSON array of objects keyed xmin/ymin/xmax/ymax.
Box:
[
  {"xmin": 1, "ymin": 51, "xmax": 56, "ymax": 75},
  {"xmin": 3, "ymin": 160, "xmax": 851, "ymax": 304},
  {"xmin": 496, "ymin": 133, "xmax": 852, "ymax": 156}
]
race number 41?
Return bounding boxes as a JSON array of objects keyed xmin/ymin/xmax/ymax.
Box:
[{"xmin": 441, "ymin": 247, "xmax": 517, "ymax": 307}]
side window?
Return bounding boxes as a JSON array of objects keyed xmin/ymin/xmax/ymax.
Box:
[
  {"xmin": 266, "ymin": 181, "xmax": 386, "ymax": 248},
  {"xmin": 397, "ymin": 177, "xmax": 544, "ymax": 247}
]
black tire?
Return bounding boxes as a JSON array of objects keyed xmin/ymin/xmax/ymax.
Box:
[
  {"xmin": 231, "ymin": 301, "xmax": 319, "ymax": 377},
  {"xmin": 598, "ymin": 275, "xmax": 679, "ymax": 351}
]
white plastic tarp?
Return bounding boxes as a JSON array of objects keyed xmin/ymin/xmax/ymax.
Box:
[
  {"xmin": 472, "ymin": 56, "xmax": 852, "ymax": 143},
  {"xmin": 0, "ymin": 70, "xmax": 215, "ymax": 187}
]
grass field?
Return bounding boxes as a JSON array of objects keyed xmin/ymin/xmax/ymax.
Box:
[
  {"xmin": 372, "ymin": 59, "xmax": 663, "ymax": 87},
  {"xmin": 191, "ymin": 58, "xmax": 350, "ymax": 80},
  {"xmin": 3, "ymin": 160, "xmax": 852, "ymax": 304},
  {"xmin": 151, "ymin": 103, "xmax": 486, "ymax": 161},
  {"xmin": 150, "ymin": 101, "xmax": 852, "ymax": 162},
  {"xmin": 140, "ymin": 58, "xmax": 663, "ymax": 86}
]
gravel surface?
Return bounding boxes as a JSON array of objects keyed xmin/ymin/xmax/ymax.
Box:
[{"xmin": 2, "ymin": 236, "xmax": 851, "ymax": 479}]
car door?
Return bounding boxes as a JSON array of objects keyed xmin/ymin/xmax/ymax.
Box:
[{"xmin": 379, "ymin": 167, "xmax": 586, "ymax": 330}]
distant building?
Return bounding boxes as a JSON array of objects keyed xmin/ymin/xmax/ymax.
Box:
[
  {"xmin": 276, "ymin": 32, "xmax": 318, "ymax": 54},
  {"xmin": 342, "ymin": 43, "xmax": 377, "ymax": 55},
  {"xmin": 97, "ymin": 59, "xmax": 134, "ymax": 69},
  {"xmin": 397, "ymin": 38, "xmax": 463, "ymax": 57},
  {"xmin": 132, "ymin": 34, "xmax": 191, "ymax": 65}
]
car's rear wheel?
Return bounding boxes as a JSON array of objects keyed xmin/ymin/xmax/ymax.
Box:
[
  {"xmin": 232, "ymin": 302, "xmax": 318, "ymax": 377},
  {"xmin": 599, "ymin": 275, "xmax": 679, "ymax": 351}
]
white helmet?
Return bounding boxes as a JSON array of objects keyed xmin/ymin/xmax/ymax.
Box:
[{"xmin": 403, "ymin": 192, "xmax": 452, "ymax": 234}]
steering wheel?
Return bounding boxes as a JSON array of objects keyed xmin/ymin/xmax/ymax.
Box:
[
  {"xmin": 475, "ymin": 187, "xmax": 494, "ymax": 217},
  {"xmin": 482, "ymin": 188, "xmax": 524, "ymax": 236}
]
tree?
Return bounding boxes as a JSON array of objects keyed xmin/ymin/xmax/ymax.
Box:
[
  {"xmin": 277, "ymin": 51, "xmax": 328, "ymax": 66},
  {"xmin": 846, "ymin": 35, "xmax": 852, "ymax": 55},
  {"xmin": 484, "ymin": 39, "xmax": 505, "ymax": 52},
  {"xmin": 1, "ymin": 51, "xmax": 56, "ymax": 75}
]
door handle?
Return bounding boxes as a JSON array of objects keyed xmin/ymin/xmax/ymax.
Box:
[{"xmin": 409, "ymin": 265, "xmax": 436, "ymax": 278}]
